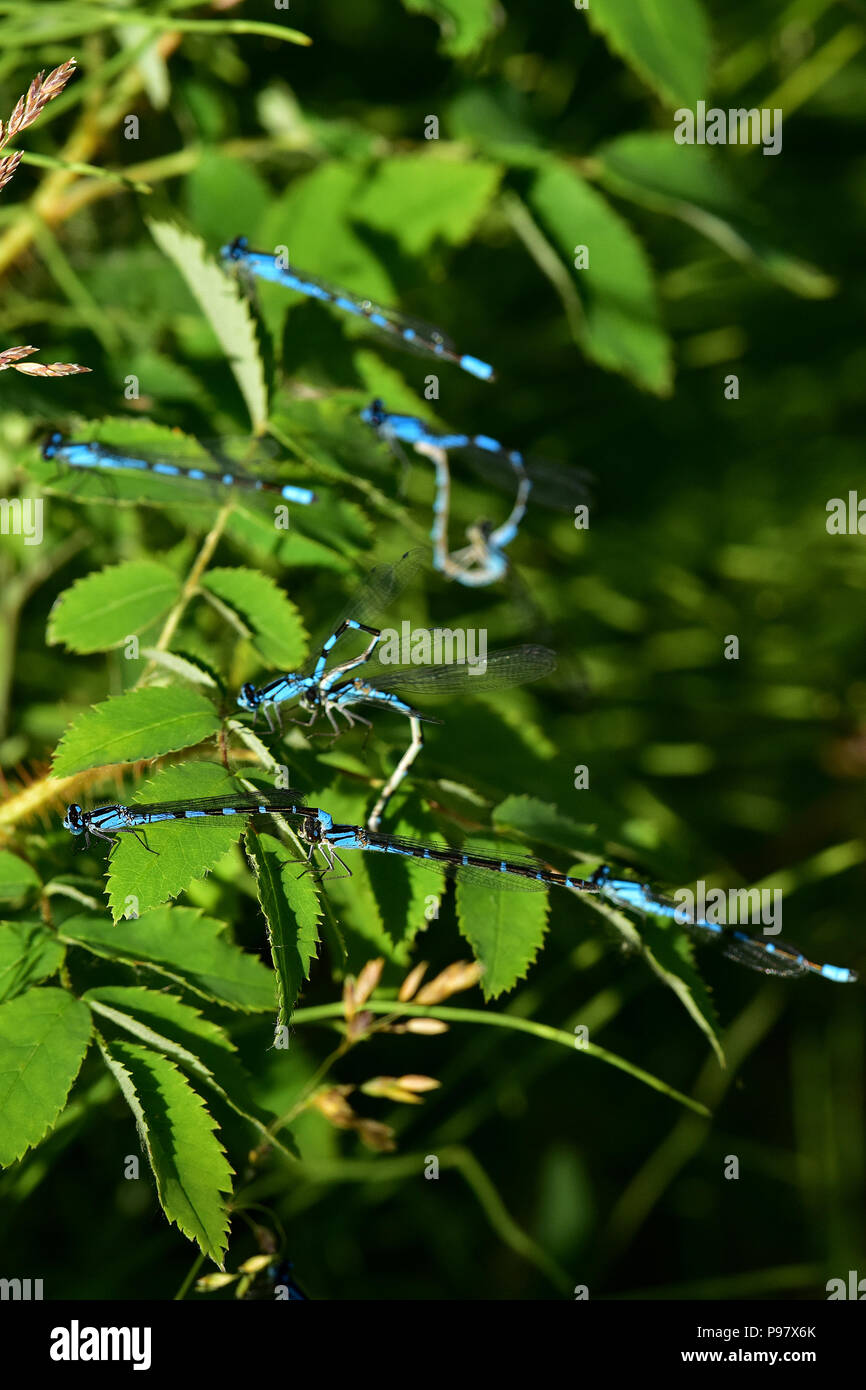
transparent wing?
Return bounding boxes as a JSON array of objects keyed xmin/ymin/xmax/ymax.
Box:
[
  {"xmin": 44, "ymin": 434, "xmax": 312, "ymax": 505},
  {"xmin": 355, "ymin": 831, "xmax": 563, "ymax": 891},
  {"xmin": 716, "ymin": 932, "xmax": 810, "ymax": 978},
  {"xmin": 460, "ymin": 445, "xmax": 593, "ymax": 512},
  {"xmin": 300, "ymin": 548, "xmax": 427, "ymax": 677},
  {"xmin": 239, "ymin": 255, "xmax": 463, "ymax": 355},
  {"xmin": 349, "ymin": 643, "xmax": 557, "ymax": 695},
  {"xmin": 597, "ymin": 879, "xmax": 674, "ymax": 918},
  {"xmin": 124, "ymin": 793, "xmax": 315, "ymax": 818}
]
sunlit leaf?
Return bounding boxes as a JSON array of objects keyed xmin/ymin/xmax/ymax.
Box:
[
  {"xmin": 0, "ymin": 988, "xmax": 92, "ymax": 1167},
  {"xmin": 0, "ymin": 922, "xmax": 65, "ymax": 1002},
  {"xmin": 61, "ymin": 904, "xmax": 275, "ymax": 1012},
  {"xmin": 456, "ymin": 876, "xmax": 549, "ymax": 999},
  {"xmin": 245, "ymin": 829, "xmax": 321, "ymax": 1024},
  {"xmin": 200, "ymin": 567, "xmax": 308, "ymax": 669},
  {"xmin": 585, "ymin": 0, "xmax": 712, "ymax": 108},
  {"xmin": 48, "ymin": 560, "xmax": 180, "ymax": 654},
  {"xmin": 99, "ymin": 1037, "xmax": 233, "ymax": 1264},
  {"xmin": 102, "ymin": 762, "xmax": 245, "ymax": 921},
  {"xmin": 148, "ymin": 218, "xmax": 269, "ymax": 430},
  {"xmin": 52, "ymin": 686, "xmax": 221, "ymax": 776},
  {"xmin": 528, "ymin": 161, "xmax": 673, "ymax": 394}
]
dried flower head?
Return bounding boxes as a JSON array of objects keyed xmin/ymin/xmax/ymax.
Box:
[
  {"xmin": 343, "ymin": 956, "xmax": 384, "ymax": 1021},
  {"xmin": 402, "ymin": 1017, "xmax": 449, "ymax": 1035},
  {"xmin": 0, "ymin": 345, "xmax": 38, "ymax": 369},
  {"xmin": 310, "ymin": 1086, "xmax": 357, "ymax": 1129},
  {"xmin": 398, "ymin": 961, "xmax": 428, "ymax": 1002},
  {"xmin": 0, "ymin": 151, "xmax": 21, "ymax": 193},
  {"xmin": 361, "ymin": 1074, "xmax": 441, "ymax": 1104},
  {"xmin": 354, "ymin": 1119, "xmax": 396, "ymax": 1152},
  {"xmin": 0, "ymin": 59, "xmax": 77, "ymax": 152},
  {"xmin": 414, "ymin": 960, "xmax": 484, "ymax": 1005},
  {"xmin": 10, "ymin": 359, "xmax": 91, "ymax": 377}
]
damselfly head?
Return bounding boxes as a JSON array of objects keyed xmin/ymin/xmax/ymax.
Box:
[
  {"xmin": 221, "ymin": 236, "xmax": 249, "ymax": 263},
  {"xmin": 237, "ymin": 683, "xmax": 260, "ymax": 712},
  {"xmin": 360, "ymin": 398, "xmax": 386, "ymax": 431},
  {"xmin": 64, "ymin": 803, "xmax": 84, "ymax": 834},
  {"xmin": 590, "ymin": 865, "xmax": 614, "ymax": 887},
  {"xmin": 41, "ymin": 430, "xmax": 63, "ymax": 459}
]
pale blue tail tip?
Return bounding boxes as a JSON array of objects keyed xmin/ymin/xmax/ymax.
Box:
[
  {"xmin": 461, "ymin": 355, "xmax": 495, "ymax": 382},
  {"xmin": 822, "ymin": 963, "xmax": 857, "ymax": 983},
  {"xmin": 281, "ymin": 485, "xmax": 316, "ymax": 505}
]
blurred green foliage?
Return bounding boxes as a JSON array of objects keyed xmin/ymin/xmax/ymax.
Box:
[{"xmin": 0, "ymin": 0, "xmax": 864, "ymax": 1300}]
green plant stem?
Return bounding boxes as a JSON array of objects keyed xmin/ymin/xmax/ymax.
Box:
[
  {"xmin": 292, "ymin": 1000, "xmax": 710, "ymax": 1116},
  {"xmin": 174, "ymin": 1250, "xmax": 205, "ymax": 1300},
  {"xmin": 8, "ymin": 148, "xmax": 151, "ymax": 192},
  {"xmin": 138, "ymin": 499, "xmax": 234, "ymax": 678},
  {"xmin": 82, "ymin": 13, "xmax": 311, "ymax": 47},
  {"xmin": 270, "ymin": 1040, "xmax": 350, "ymax": 1132}
]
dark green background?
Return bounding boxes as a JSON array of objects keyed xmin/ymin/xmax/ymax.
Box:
[{"xmin": 0, "ymin": 0, "xmax": 863, "ymax": 1300}]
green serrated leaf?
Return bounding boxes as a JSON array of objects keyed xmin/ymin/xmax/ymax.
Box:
[
  {"xmin": 99, "ymin": 1037, "xmax": 233, "ymax": 1264},
  {"xmin": 62, "ymin": 904, "xmax": 274, "ymax": 1012},
  {"xmin": 83, "ymin": 985, "xmax": 296, "ymax": 1159},
  {"xmin": 245, "ymin": 830, "xmax": 321, "ymax": 1025},
  {"xmin": 0, "ymin": 922, "xmax": 65, "ymax": 1002},
  {"xmin": 355, "ymin": 155, "xmax": 503, "ymax": 255},
  {"xmin": 494, "ymin": 795, "xmax": 600, "ymax": 857},
  {"xmin": 148, "ymin": 218, "xmax": 269, "ymax": 429},
  {"xmin": 586, "ymin": 0, "xmax": 712, "ymax": 108},
  {"xmin": 102, "ymin": 763, "xmax": 245, "ymax": 920},
  {"xmin": 259, "ymin": 164, "xmax": 396, "ymax": 317},
  {"xmin": 200, "ymin": 567, "xmax": 308, "ymax": 669},
  {"xmin": 0, "ymin": 850, "xmax": 41, "ymax": 905},
  {"xmin": 593, "ymin": 132, "xmax": 835, "ymax": 299},
  {"xmin": 528, "ymin": 160, "xmax": 672, "ymax": 394},
  {"xmin": 0, "ymin": 987, "xmax": 92, "ymax": 1167},
  {"xmin": 52, "ymin": 686, "xmax": 221, "ymax": 777},
  {"xmin": 48, "ymin": 560, "xmax": 181, "ymax": 654},
  {"xmin": 456, "ymin": 877, "xmax": 549, "ymax": 999}
]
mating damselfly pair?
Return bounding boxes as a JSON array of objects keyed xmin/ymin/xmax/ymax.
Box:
[
  {"xmin": 62, "ymin": 792, "xmax": 857, "ymax": 985},
  {"xmin": 360, "ymin": 400, "xmax": 592, "ymax": 588},
  {"xmin": 234, "ymin": 549, "xmax": 556, "ymax": 828}
]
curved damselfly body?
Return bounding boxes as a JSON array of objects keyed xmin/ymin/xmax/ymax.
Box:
[
  {"xmin": 221, "ymin": 237, "xmax": 495, "ymax": 383},
  {"xmin": 360, "ymin": 398, "xmax": 591, "ymax": 587},
  {"xmin": 41, "ymin": 432, "xmax": 317, "ymax": 507},
  {"xmin": 591, "ymin": 866, "xmax": 857, "ymax": 984}
]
